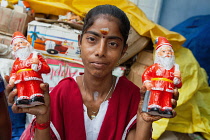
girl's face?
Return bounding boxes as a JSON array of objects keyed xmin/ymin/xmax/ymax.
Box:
[{"xmin": 79, "ymin": 16, "xmax": 127, "ymax": 78}]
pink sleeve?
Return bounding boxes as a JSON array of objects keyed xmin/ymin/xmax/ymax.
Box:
[
  {"xmin": 19, "ymin": 118, "xmax": 57, "ymax": 140},
  {"xmin": 19, "ymin": 80, "xmax": 67, "ymax": 140}
]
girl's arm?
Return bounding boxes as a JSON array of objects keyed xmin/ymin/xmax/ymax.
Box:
[
  {"xmin": 7, "ymin": 83, "xmax": 52, "ymax": 140},
  {"xmin": 126, "ymin": 114, "xmax": 153, "ymax": 140}
]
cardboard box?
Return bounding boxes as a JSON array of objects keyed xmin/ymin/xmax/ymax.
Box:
[
  {"xmin": 27, "ymin": 21, "xmax": 82, "ymax": 64},
  {"xmin": 127, "ymin": 50, "xmax": 154, "ymax": 88},
  {"xmin": 0, "ymin": 33, "xmax": 12, "ymax": 46},
  {"xmin": 0, "ymin": 34, "xmax": 13, "ymax": 59},
  {"xmin": 127, "ymin": 62, "xmax": 149, "ymax": 88},
  {"xmin": 136, "ymin": 50, "xmax": 154, "ymax": 66},
  {"xmin": 0, "ymin": 7, "xmax": 34, "ymax": 36},
  {"xmin": 127, "ymin": 27, "xmax": 141, "ymax": 46},
  {"xmin": 119, "ymin": 27, "xmax": 150, "ymax": 64}
]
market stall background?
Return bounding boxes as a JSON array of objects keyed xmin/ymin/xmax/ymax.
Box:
[{"xmin": 0, "ymin": 0, "xmax": 210, "ymax": 140}]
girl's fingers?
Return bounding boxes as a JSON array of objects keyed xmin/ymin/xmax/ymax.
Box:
[
  {"xmin": 4, "ymin": 75, "xmax": 10, "ymax": 83},
  {"xmin": 140, "ymin": 86, "xmax": 147, "ymax": 94},
  {"xmin": 173, "ymin": 88, "xmax": 179, "ymax": 101},
  {"xmin": 40, "ymin": 83, "xmax": 49, "ymax": 94},
  {"xmin": 141, "ymin": 112, "xmax": 162, "ymax": 122},
  {"xmin": 40, "ymin": 83, "xmax": 50, "ymax": 106},
  {"xmin": 12, "ymin": 104, "xmax": 24, "ymax": 113},
  {"xmin": 172, "ymin": 110, "xmax": 177, "ymax": 118},
  {"xmin": 8, "ymin": 89, "xmax": 17, "ymax": 104},
  {"xmin": 5, "ymin": 83, "xmax": 15, "ymax": 97},
  {"xmin": 12, "ymin": 101, "xmax": 48, "ymax": 115},
  {"xmin": 171, "ymin": 98, "xmax": 177, "ymax": 108}
]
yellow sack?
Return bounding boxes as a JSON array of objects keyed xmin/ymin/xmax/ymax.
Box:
[{"xmin": 20, "ymin": 0, "xmax": 210, "ymax": 139}]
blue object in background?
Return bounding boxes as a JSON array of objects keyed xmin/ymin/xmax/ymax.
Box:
[
  {"xmin": 0, "ymin": 75, "xmax": 5, "ymax": 92},
  {"xmin": 8, "ymin": 106, "xmax": 26, "ymax": 140},
  {"xmin": 171, "ymin": 15, "xmax": 210, "ymax": 85}
]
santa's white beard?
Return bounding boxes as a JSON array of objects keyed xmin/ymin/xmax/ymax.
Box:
[
  {"xmin": 155, "ymin": 55, "xmax": 175, "ymax": 70},
  {"xmin": 15, "ymin": 47, "xmax": 31, "ymax": 60}
]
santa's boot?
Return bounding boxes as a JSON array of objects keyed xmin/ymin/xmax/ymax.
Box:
[
  {"xmin": 16, "ymin": 96, "xmax": 31, "ymax": 108},
  {"xmin": 161, "ymin": 109, "xmax": 173, "ymax": 118},
  {"xmin": 148, "ymin": 107, "xmax": 161, "ymax": 116},
  {"xmin": 30, "ymin": 94, "xmax": 45, "ymax": 106}
]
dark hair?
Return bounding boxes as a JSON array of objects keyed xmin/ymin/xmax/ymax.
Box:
[{"xmin": 81, "ymin": 4, "xmax": 130, "ymax": 45}]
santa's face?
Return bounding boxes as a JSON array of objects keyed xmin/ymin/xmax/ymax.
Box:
[
  {"xmin": 155, "ymin": 45, "xmax": 175, "ymax": 70},
  {"xmin": 157, "ymin": 45, "xmax": 174, "ymax": 57},
  {"xmin": 12, "ymin": 38, "xmax": 29, "ymax": 52},
  {"xmin": 12, "ymin": 38, "xmax": 31, "ymax": 60}
]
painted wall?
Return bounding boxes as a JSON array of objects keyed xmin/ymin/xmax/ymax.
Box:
[
  {"xmin": 130, "ymin": 0, "xmax": 210, "ymax": 30},
  {"xmin": 157, "ymin": 0, "xmax": 210, "ymax": 30}
]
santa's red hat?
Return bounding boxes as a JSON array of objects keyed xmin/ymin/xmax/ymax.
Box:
[
  {"xmin": 11, "ymin": 31, "xmax": 26, "ymax": 45},
  {"xmin": 155, "ymin": 36, "xmax": 172, "ymax": 50}
]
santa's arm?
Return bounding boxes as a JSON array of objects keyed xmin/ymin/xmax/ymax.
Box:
[
  {"xmin": 142, "ymin": 65, "xmax": 155, "ymax": 91},
  {"xmin": 173, "ymin": 64, "xmax": 182, "ymax": 88},
  {"xmin": 31, "ymin": 52, "xmax": 50, "ymax": 74},
  {"xmin": 9, "ymin": 62, "xmax": 17, "ymax": 85},
  {"xmin": 36, "ymin": 54, "xmax": 50, "ymax": 74}
]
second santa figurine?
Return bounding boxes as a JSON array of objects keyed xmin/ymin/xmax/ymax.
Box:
[
  {"xmin": 142, "ymin": 36, "xmax": 182, "ymax": 118},
  {"xmin": 9, "ymin": 31, "xmax": 51, "ymax": 108}
]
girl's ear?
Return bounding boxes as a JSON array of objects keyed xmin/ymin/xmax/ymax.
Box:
[{"xmin": 78, "ymin": 34, "xmax": 81, "ymax": 46}]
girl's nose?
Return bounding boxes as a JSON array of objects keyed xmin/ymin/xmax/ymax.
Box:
[{"xmin": 95, "ymin": 39, "xmax": 106, "ymax": 57}]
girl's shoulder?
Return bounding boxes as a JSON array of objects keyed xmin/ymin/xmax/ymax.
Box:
[
  {"xmin": 119, "ymin": 76, "xmax": 140, "ymax": 90},
  {"xmin": 50, "ymin": 76, "xmax": 79, "ymax": 95}
]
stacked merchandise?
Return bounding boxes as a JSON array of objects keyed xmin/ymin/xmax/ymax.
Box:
[{"xmin": 119, "ymin": 27, "xmax": 150, "ymax": 65}]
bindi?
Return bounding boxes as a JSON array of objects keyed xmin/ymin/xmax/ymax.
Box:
[{"xmin": 100, "ymin": 28, "xmax": 109, "ymax": 35}]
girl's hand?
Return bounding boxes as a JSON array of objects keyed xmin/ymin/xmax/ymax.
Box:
[
  {"xmin": 6, "ymin": 81, "xmax": 50, "ymax": 117},
  {"xmin": 144, "ymin": 82, "xmax": 152, "ymax": 91}
]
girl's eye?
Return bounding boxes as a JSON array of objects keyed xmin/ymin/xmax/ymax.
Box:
[
  {"xmin": 108, "ymin": 42, "xmax": 118, "ymax": 47},
  {"xmin": 86, "ymin": 37, "xmax": 96, "ymax": 42}
]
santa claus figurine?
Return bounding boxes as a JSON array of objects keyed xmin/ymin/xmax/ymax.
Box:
[
  {"xmin": 142, "ymin": 36, "xmax": 182, "ymax": 118},
  {"xmin": 9, "ymin": 31, "xmax": 51, "ymax": 108}
]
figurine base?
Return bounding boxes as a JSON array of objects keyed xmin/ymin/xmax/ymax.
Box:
[
  {"xmin": 146, "ymin": 108, "xmax": 173, "ymax": 118},
  {"xmin": 16, "ymin": 99, "xmax": 31, "ymax": 108},
  {"xmin": 16, "ymin": 96, "xmax": 45, "ymax": 108},
  {"xmin": 160, "ymin": 110, "xmax": 173, "ymax": 118},
  {"xmin": 147, "ymin": 107, "xmax": 161, "ymax": 116},
  {"xmin": 31, "ymin": 96, "xmax": 45, "ymax": 106}
]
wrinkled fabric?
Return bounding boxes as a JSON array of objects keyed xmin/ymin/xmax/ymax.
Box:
[
  {"xmin": 10, "ymin": 0, "xmax": 210, "ymax": 139},
  {"xmin": 171, "ymin": 15, "xmax": 210, "ymax": 85}
]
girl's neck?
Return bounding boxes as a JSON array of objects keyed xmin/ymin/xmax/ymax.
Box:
[{"xmin": 82, "ymin": 74, "xmax": 114, "ymax": 96}]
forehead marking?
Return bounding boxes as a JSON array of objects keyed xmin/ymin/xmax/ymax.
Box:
[{"xmin": 100, "ymin": 28, "xmax": 109, "ymax": 35}]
